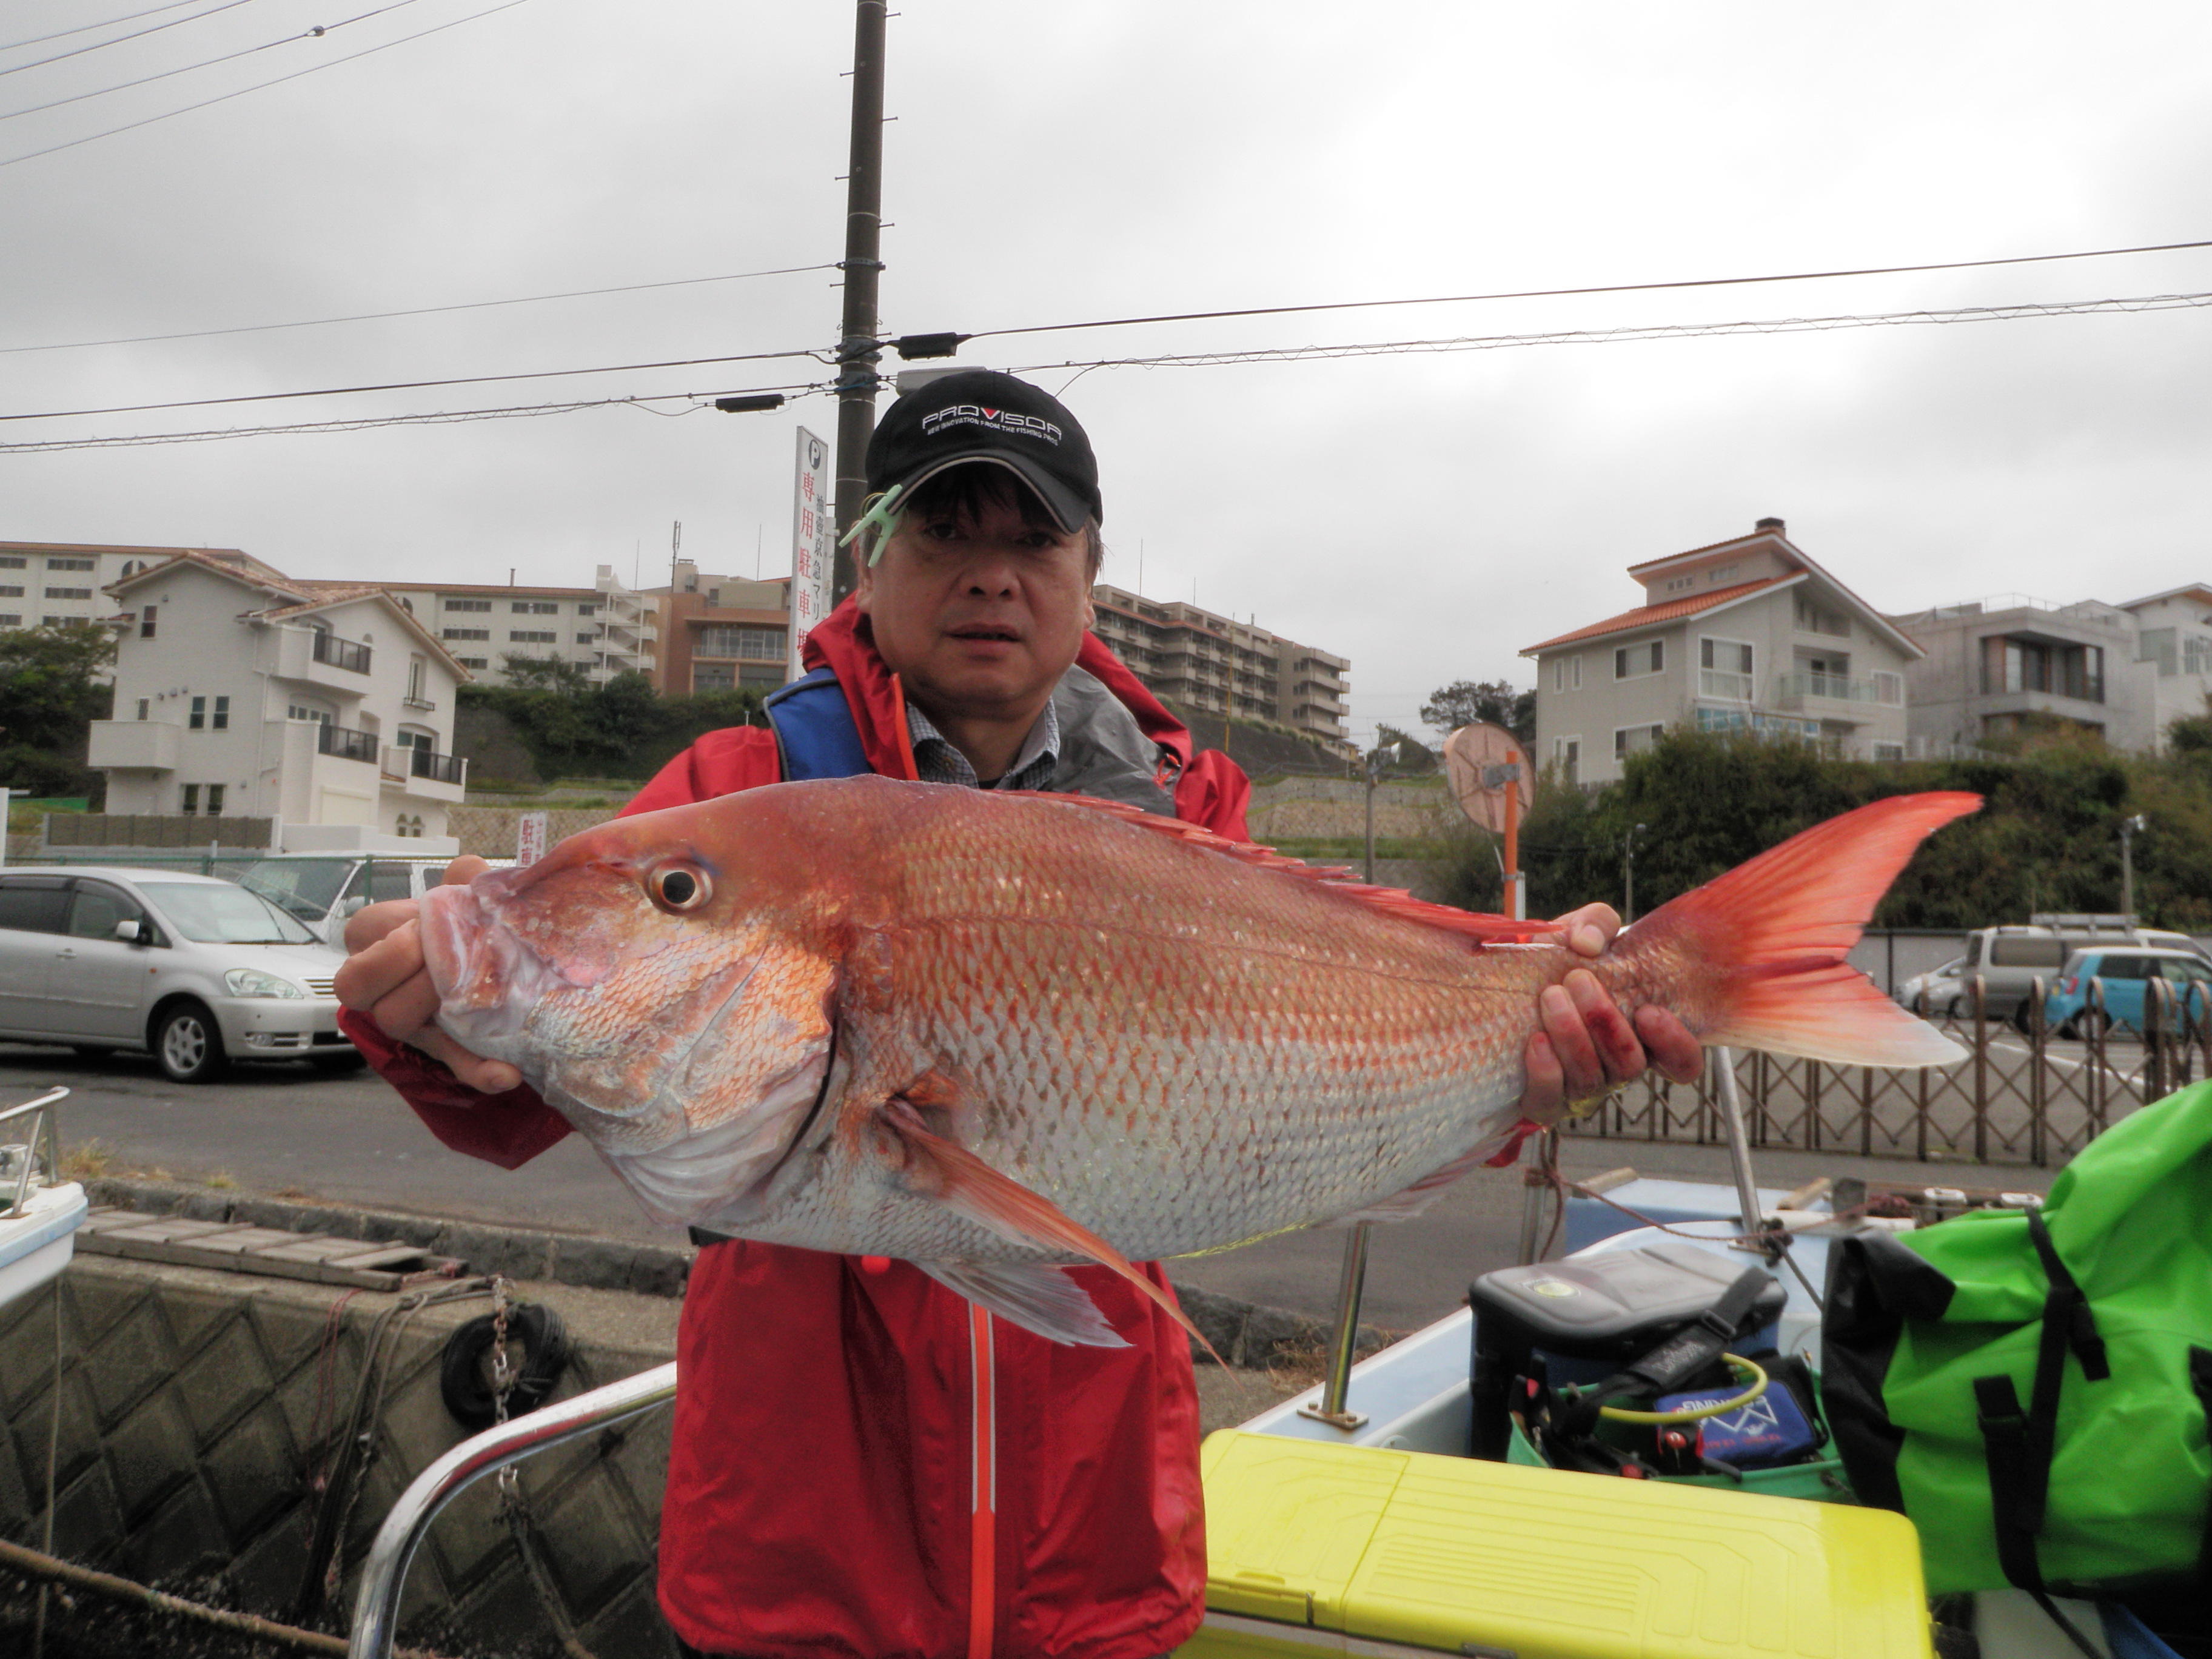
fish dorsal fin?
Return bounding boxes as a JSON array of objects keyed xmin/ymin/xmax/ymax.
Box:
[{"xmin": 1002, "ymin": 791, "xmax": 1543, "ymax": 946}]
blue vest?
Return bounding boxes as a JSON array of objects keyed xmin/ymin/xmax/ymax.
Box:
[{"xmin": 762, "ymin": 668, "xmax": 874, "ymax": 780}]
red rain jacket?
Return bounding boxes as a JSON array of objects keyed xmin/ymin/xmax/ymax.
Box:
[{"xmin": 341, "ymin": 603, "xmax": 1252, "ymax": 1659}]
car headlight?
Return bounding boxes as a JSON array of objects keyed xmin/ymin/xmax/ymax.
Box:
[{"xmin": 226, "ymin": 968, "xmax": 306, "ymax": 999}]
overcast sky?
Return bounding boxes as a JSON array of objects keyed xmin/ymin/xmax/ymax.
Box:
[{"xmin": 5, "ymin": 0, "xmax": 2210, "ymax": 746}]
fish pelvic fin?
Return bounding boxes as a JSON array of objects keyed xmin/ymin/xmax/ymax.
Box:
[
  {"xmin": 879, "ymin": 1098, "xmax": 1222, "ymax": 1362},
  {"xmin": 912, "ymin": 1261, "xmax": 1129, "ymax": 1349},
  {"xmin": 1631, "ymin": 791, "xmax": 1980, "ymax": 1067},
  {"xmin": 1000, "ymin": 791, "xmax": 1541, "ymax": 945}
]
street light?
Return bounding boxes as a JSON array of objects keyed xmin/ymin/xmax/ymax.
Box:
[
  {"xmin": 1363, "ymin": 740, "xmax": 1401, "ymax": 884},
  {"xmin": 2120, "ymin": 813, "xmax": 2147, "ymax": 920}
]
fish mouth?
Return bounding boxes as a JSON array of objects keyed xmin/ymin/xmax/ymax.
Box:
[{"xmin": 419, "ymin": 879, "xmax": 545, "ymax": 1056}]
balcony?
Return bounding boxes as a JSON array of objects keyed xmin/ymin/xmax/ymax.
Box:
[
  {"xmin": 273, "ymin": 625, "xmax": 373, "ymax": 694},
  {"xmin": 380, "ymin": 743, "xmax": 468, "ymax": 801},
  {"xmin": 402, "ymin": 694, "xmax": 437, "ymax": 712},
  {"xmin": 87, "ymin": 718, "xmax": 180, "ymax": 771},
  {"xmin": 317, "ymin": 723, "xmax": 379, "ymax": 764},
  {"xmin": 312, "ymin": 631, "xmax": 372, "ymax": 674}
]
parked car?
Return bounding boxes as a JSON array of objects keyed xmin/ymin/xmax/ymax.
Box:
[
  {"xmin": 1948, "ymin": 923, "xmax": 2209, "ymax": 1025},
  {"xmin": 2043, "ymin": 947, "xmax": 2212, "ymax": 1039},
  {"xmin": 238, "ymin": 853, "xmax": 471, "ymax": 948},
  {"xmin": 0, "ymin": 867, "xmax": 356, "ymax": 1083},
  {"xmin": 1895, "ymin": 956, "xmax": 1969, "ymax": 1015}
]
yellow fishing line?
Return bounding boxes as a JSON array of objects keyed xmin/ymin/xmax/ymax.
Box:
[{"xmin": 1596, "ymin": 1354, "xmax": 1769, "ymax": 1425}]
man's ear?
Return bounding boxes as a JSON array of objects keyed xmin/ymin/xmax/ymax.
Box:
[{"xmin": 852, "ymin": 549, "xmax": 876, "ymax": 614}]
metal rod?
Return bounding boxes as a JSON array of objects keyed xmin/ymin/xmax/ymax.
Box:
[
  {"xmin": 348, "ymin": 1361, "xmax": 677, "ymax": 1659},
  {"xmin": 1709, "ymin": 1046, "xmax": 1766, "ymax": 1248},
  {"xmin": 1298, "ymin": 1222, "xmax": 1371, "ymax": 1430}
]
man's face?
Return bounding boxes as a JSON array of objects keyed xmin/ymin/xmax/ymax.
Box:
[{"xmin": 855, "ymin": 483, "xmax": 1095, "ymax": 726}]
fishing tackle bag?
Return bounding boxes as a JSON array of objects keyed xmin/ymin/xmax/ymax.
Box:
[{"xmin": 1822, "ymin": 1080, "xmax": 2212, "ymax": 1601}]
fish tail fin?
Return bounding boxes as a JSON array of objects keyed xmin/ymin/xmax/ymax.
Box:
[{"xmin": 1629, "ymin": 791, "xmax": 1979, "ymax": 1067}]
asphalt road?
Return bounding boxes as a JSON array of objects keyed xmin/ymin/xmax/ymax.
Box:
[{"xmin": 2, "ymin": 1041, "xmax": 2059, "ymax": 1333}]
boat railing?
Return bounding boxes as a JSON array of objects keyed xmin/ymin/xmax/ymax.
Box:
[
  {"xmin": 346, "ymin": 1359, "xmax": 677, "ymax": 1659},
  {"xmin": 0, "ymin": 1087, "xmax": 69, "ymax": 1219}
]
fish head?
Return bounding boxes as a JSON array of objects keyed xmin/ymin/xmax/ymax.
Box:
[{"xmin": 418, "ymin": 800, "xmax": 842, "ymax": 1215}]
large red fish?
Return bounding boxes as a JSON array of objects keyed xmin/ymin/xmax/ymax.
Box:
[{"xmin": 420, "ymin": 781, "xmax": 1975, "ymax": 1347}]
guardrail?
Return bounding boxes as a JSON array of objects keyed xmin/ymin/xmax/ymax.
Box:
[
  {"xmin": 317, "ymin": 723, "xmax": 379, "ymax": 764},
  {"xmin": 347, "ymin": 1361, "xmax": 677, "ymax": 1659},
  {"xmin": 0, "ymin": 1086, "xmax": 69, "ymax": 1218},
  {"xmin": 1565, "ymin": 972, "xmax": 2212, "ymax": 1168},
  {"xmin": 312, "ymin": 632, "xmax": 373, "ymax": 674}
]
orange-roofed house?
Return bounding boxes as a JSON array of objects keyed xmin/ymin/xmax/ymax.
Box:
[{"xmin": 1519, "ymin": 518, "xmax": 1922, "ymax": 786}]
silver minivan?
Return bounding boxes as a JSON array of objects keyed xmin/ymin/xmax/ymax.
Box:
[
  {"xmin": 1943, "ymin": 923, "xmax": 2210, "ymax": 1025},
  {"xmin": 0, "ymin": 867, "xmax": 357, "ymax": 1083}
]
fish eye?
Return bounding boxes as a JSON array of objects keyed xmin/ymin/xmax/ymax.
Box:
[{"xmin": 649, "ymin": 864, "xmax": 711, "ymax": 913}]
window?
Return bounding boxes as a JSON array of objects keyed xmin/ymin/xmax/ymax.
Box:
[
  {"xmin": 44, "ymin": 588, "xmax": 91, "ymax": 600},
  {"xmin": 1552, "ymin": 658, "xmax": 1566, "ymax": 693},
  {"xmin": 693, "ymin": 664, "xmax": 736, "ymax": 692},
  {"xmin": 1571, "ymin": 655, "xmax": 1582, "ymax": 691},
  {"xmin": 46, "ymin": 557, "xmax": 94, "ymax": 571},
  {"xmin": 1615, "ymin": 723, "xmax": 1665, "ymax": 760},
  {"xmin": 511, "ymin": 600, "xmax": 558, "ymax": 614},
  {"xmin": 0, "ymin": 616, "xmax": 19, "ymax": 628},
  {"xmin": 444, "ymin": 598, "xmax": 491, "ymax": 613},
  {"xmin": 189, "ymin": 695, "xmax": 205, "ymax": 729},
  {"xmin": 1699, "ymin": 637, "xmax": 1755, "ymax": 700},
  {"xmin": 1708, "ymin": 564, "xmax": 1740, "ymax": 586},
  {"xmin": 206, "ymin": 784, "xmax": 224, "ymax": 816},
  {"xmin": 67, "ymin": 886, "xmax": 136, "ymax": 942},
  {"xmin": 406, "ymin": 657, "xmax": 426, "ymax": 703},
  {"xmin": 0, "ymin": 587, "xmax": 19, "ymax": 598},
  {"xmin": 181, "ymin": 784, "xmax": 199, "ymax": 814},
  {"xmin": 1551, "ymin": 737, "xmax": 1581, "ymax": 786},
  {"xmin": 287, "ymin": 704, "xmax": 330, "ymax": 723},
  {"xmin": 212, "ymin": 695, "xmax": 229, "ymax": 731},
  {"xmin": 442, "ymin": 628, "xmax": 490, "ymax": 641},
  {"xmin": 0, "ymin": 557, "xmax": 21, "ymax": 569},
  {"xmin": 1664, "ymin": 575, "xmax": 1695, "ymax": 594},
  {"xmin": 1696, "ymin": 707, "xmax": 1749, "ymax": 733},
  {"xmin": 1794, "ymin": 595, "xmax": 1850, "ymax": 637},
  {"xmin": 458, "ymin": 657, "xmax": 488, "ymax": 670},
  {"xmin": 1874, "ymin": 742, "xmax": 1905, "ymax": 762},
  {"xmin": 1873, "ymin": 671, "xmax": 1904, "ymax": 706},
  {"xmin": 695, "ymin": 624, "xmax": 786, "ymax": 660},
  {"xmin": 140, "ymin": 605, "xmax": 157, "ymax": 638},
  {"xmin": 1983, "ymin": 636, "xmax": 2105, "ymax": 703},
  {"xmin": 576, "ymin": 632, "xmax": 596, "ymax": 645},
  {"xmin": 136, "ymin": 698, "xmax": 149, "ymax": 720},
  {"xmin": 0, "ymin": 880, "xmax": 70, "ymax": 935},
  {"xmin": 577, "ymin": 603, "xmax": 597, "ymax": 616},
  {"xmin": 1614, "ymin": 639, "xmax": 1664, "ymax": 679},
  {"xmin": 508, "ymin": 629, "xmax": 557, "ymax": 643}
]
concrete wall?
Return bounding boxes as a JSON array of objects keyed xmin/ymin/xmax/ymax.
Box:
[{"xmin": 1, "ymin": 1255, "xmax": 681, "ymax": 1658}]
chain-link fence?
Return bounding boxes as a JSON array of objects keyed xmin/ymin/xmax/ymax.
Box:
[{"xmin": 1566, "ymin": 974, "xmax": 2212, "ymax": 1168}]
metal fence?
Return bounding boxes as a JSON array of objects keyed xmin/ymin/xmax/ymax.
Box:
[{"xmin": 1565, "ymin": 974, "xmax": 2212, "ymax": 1168}]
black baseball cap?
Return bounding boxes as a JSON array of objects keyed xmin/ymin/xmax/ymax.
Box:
[{"xmin": 865, "ymin": 369, "xmax": 1103, "ymax": 532}]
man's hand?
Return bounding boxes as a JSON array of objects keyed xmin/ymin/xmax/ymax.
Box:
[
  {"xmin": 334, "ymin": 856, "xmax": 521, "ymax": 1095},
  {"xmin": 1517, "ymin": 902, "xmax": 1703, "ymax": 1124}
]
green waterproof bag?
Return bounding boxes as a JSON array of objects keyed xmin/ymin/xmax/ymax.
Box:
[{"xmin": 1823, "ymin": 1081, "xmax": 2212, "ymax": 1600}]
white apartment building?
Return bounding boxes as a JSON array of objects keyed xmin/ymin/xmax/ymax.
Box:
[
  {"xmin": 1088, "ymin": 584, "xmax": 1352, "ymax": 748},
  {"xmin": 1521, "ymin": 519, "xmax": 1922, "ymax": 786},
  {"xmin": 87, "ymin": 551, "xmax": 471, "ymax": 845},
  {"xmin": 384, "ymin": 564, "xmax": 656, "ymax": 687},
  {"xmin": 2117, "ymin": 585, "xmax": 2212, "ymax": 746},
  {"xmin": 0, "ymin": 540, "xmax": 236, "ymax": 643}
]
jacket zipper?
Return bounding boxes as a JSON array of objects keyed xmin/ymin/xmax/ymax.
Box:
[{"xmin": 968, "ymin": 1305, "xmax": 997, "ymax": 1659}]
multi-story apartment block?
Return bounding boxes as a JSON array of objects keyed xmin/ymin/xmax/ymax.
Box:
[
  {"xmin": 384, "ymin": 565, "xmax": 655, "ymax": 688},
  {"xmin": 1088, "ymin": 585, "xmax": 1350, "ymax": 748},
  {"xmin": 646, "ymin": 563, "xmax": 793, "ymax": 694},
  {"xmin": 1888, "ymin": 594, "xmax": 2156, "ymax": 752},
  {"xmin": 1522, "ymin": 519, "xmax": 1921, "ymax": 786},
  {"xmin": 87, "ymin": 551, "xmax": 469, "ymax": 845},
  {"xmin": 0, "ymin": 540, "xmax": 239, "ymax": 645}
]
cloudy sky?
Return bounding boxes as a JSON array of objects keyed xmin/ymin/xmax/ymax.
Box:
[{"xmin": 5, "ymin": 0, "xmax": 2210, "ymax": 746}]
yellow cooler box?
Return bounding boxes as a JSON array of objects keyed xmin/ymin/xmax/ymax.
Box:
[{"xmin": 1179, "ymin": 1432, "xmax": 1932, "ymax": 1659}]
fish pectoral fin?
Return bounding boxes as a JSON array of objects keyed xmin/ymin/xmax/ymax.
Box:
[
  {"xmin": 879, "ymin": 1098, "xmax": 1221, "ymax": 1362},
  {"xmin": 913, "ymin": 1260, "xmax": 1130, "ymax": 1349}
]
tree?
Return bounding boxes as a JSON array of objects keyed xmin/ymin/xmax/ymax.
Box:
[
  {"xmin": 1372, "ymin": 723, "xmax": 1438, "ymax": 775},
  {"xmin": 497, "ymin": 653, "xmax": 594, "ymax": 693},
  {"xmin": 0, "ymin": 622, "xmax": 115, "ymax": 752},
  {"xmin": 1419, "ymin": 679, "xmax": 1535, "ymax": 747}
]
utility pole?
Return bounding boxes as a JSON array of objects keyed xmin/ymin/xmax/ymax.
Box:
[
  {"xmin": 830, "ymin": 0, "xmax": 889, "ymax": 602},
  {"xmin": 1364, "ymin": 741, "xmax": 1401, "ymax": 884},
  {"xmin": 2120, "ymin": 813, "xmax": 2146, "ymax": 919}
]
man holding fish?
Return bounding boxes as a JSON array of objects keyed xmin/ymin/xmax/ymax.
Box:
[{"xmin": 337, "ymin": 370, "xmax": 1712, "ymax": 1659}]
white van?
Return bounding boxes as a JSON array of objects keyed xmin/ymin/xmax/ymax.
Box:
[
  {"xmin": 1949, "ymin": 919, "xmax": 2208, "ymax": 1024},
  {"xmin": 237, "ymin": 853, "xmax": 474, "ymax": 949}
]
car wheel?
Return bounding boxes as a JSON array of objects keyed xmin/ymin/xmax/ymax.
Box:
[
  {"xmin": 2065, "ymin": 1009, "xmax": 2109, "ymax": 1042},
  {"xmin": 308, "ymin": 1050, "xmax": 367, "ymax": 1073},
  {"xmin": 154, "ymin": 1002, "xmax": 228, "ymax": 1084}
]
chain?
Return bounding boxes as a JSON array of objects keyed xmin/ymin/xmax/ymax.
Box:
[{"xmin": 486, "ymin": 1277, "xmax": 600, "ymax": 1659}]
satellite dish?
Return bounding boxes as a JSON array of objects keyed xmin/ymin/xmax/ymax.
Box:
[{"xmin": 1441, "ymin": 723, "xmax": 1531, "ymax": 835}]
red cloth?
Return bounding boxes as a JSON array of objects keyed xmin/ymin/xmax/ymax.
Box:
[{"xmin": 342, "ymin": 601, "xmax": 1248, "ymax": 1659}]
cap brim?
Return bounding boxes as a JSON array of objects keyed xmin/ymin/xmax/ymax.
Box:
[{"xmin": 883, "ymin": 452, "xmax": 1093, "ymax": 535}]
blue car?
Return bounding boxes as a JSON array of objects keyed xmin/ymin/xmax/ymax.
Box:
[{"xmin": 2044, "ymin": 947, "xmax": 2212, "ymax": 1037}]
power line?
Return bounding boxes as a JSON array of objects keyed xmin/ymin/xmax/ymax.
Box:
[
  {"xmin": 1002, "ymin": 289, "xmax": 2212, "ymax": 378},
  {"xmin": 0, "ymin": 0, "xmax": 541, "ymax": 169},
  {"xmin": 0, "ymin": 0, "xmax": 433, "ymax": 124},
  {"xmin": 0, "ymin": 0, "xmax": 262, "ymax": 79},
  {"xmin": 0, "ymin": 380, "xmax": 830, "ymax": 451},
  {"xmin": 0, "ymin": 342, "xmax": 832, "ymax": 422},
  {"xmin": 0, "ymin": 0, "xmax": 209, "ymax": 55},
  {"xmin": 962, "ymin": 236, "xmax": 2212, "ymax": 345},
  {"xmin": 0, "ymin": 261, "xmax": 839, "ymax": 355}
]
